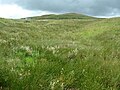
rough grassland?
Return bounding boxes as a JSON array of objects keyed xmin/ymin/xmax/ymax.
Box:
[{"xmin": 0, "ymin": 15, "xmax": 120, "ymax": 90}]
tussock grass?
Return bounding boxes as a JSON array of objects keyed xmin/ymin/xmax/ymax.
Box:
[{"xmin": 0, "ymin": 15, "xmax": 120, "ymax": 90}]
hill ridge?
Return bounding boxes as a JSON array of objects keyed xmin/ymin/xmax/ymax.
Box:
[{"xmin": 23, "ymin": 13, "xmax": 95, "ymax": 20}]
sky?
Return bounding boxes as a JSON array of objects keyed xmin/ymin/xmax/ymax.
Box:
[{"xmin": 0, "ymin": 0, "xmax": 120, "ymax": 18}]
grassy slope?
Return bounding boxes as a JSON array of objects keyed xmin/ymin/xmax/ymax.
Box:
[
  {"xmin": 25, "ymin": 13, "xmax": 96, "ymax": 20},
  {"xmin": 0, "ymin": 14, "xmax": 120, "ymax": 90}
]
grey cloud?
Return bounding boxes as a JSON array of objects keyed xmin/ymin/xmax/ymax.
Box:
[
  {"xmin": 0, "ymin": 0, "xmax": 17, "ymax": 4},
  {"xmin": 1, "ymin": 0, "xmax": 120, "ymax": 16}
]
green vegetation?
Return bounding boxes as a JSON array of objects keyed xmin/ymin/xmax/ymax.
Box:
[
  {"xmin": 26, "ymin": 13, "xmax": 95, "ymax": 20},
  {"xmin": 0, "ymin": 13, "xmax": 120, "ymax": 90}
]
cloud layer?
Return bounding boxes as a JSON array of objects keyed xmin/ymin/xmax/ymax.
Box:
[
  {"xmin": 0, "ymin": 0, "xmax": 120, "ymax": 17},
  {"xmin": 0, "ymin": 4, "xmax": 53, "ymax": 19}
]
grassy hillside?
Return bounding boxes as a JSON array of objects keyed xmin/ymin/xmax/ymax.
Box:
[
  {"xmin": 0, "ymin": 14, "xmax": 120, "ymax": 90},
  {"xmin": 25, "ymin": 13, "xmax": 95, "ymax": 20}
]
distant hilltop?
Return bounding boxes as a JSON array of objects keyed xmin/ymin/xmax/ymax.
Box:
[{"xmin": 23, "ymin": 13, "xmax": 96, "ymax": 20}]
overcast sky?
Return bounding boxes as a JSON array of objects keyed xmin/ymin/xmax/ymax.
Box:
[{"xmin": 0, "ymin": 0, "xmax": 120, "ymax": 18}]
